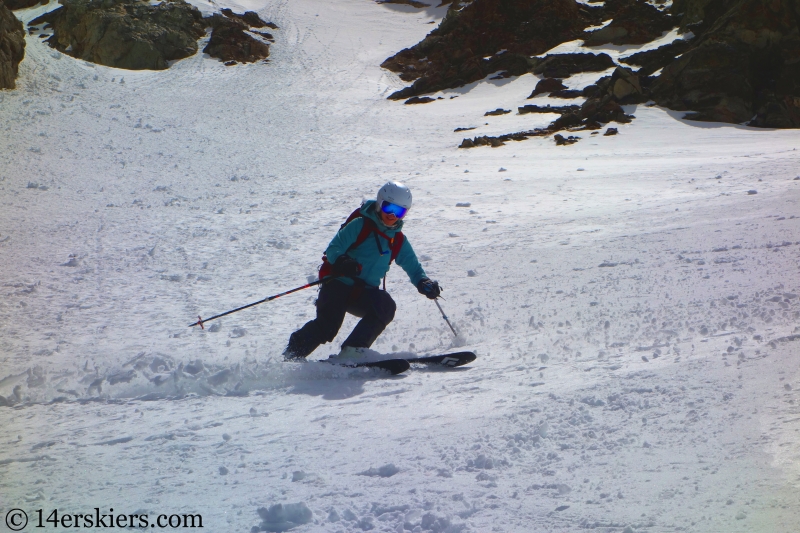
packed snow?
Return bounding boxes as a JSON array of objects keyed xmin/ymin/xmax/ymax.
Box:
[{"xmin": 1, "ymin": 0, "xmax": 800, "ymax": 532}]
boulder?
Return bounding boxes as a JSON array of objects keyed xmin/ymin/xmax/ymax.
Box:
[
  {"xmin": 382, "ymin": 0, "xmax": 594, "ymax": 99},
  {"xmin": 30, "ymin": 0, "xmax": 206, "ymax": 70},
  {"xmin": 0, "ymin": 0, "xmax": 25, "ymax": 89},
  {"xmin": 203, "ymin": 14, "xmax": 271, "ymax": 65},
  {"xmin": 528, "ymin": 77, "xmax": 567, "ymax": 98}
]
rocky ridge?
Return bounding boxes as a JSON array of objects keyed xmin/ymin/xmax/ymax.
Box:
[
  {"xmin": 382, "ymin": 0, "xmax": 800, "ymax": 142},
  {"xmin": 0, "ymin": 0, "xmax": 25, "ymax": 89}
]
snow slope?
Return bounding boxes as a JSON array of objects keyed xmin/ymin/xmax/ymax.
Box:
[{"xmin": 2, "ymin": 0, "xmax": 800, "ymax": 532}]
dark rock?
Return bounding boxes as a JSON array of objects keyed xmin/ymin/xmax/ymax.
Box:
[
  {"xmin": 252, "ymin": 31, "xmax": 275, "ymax": 42},
  {"xmin": 29, "ymin": 0, "xmax": 205, "ymax": 70},
  {"xmin": 582, "ymin": 84, "xmax": 601, "ymax": 97},
  {"xmin": 518, "ymin": 103, "xmax": 580, "ymax": 114},
  {"xmin": 583, "ymin": 0, "xmax": 675, "ymax": 46},
  {"xmin": 554, "ymin": 133, "xmax": 580, "ymax": 145},
  {"xmin": 484, "ymin": 108, "xmax": 511, "ymax": 116},
  {"xmin": 552, "ymin": 111, "xmax": 582, "ymax": 129},
  {"xmin": 0, "ymin": 0, "xmax": 25, "ymax": 89},
  {"xmin": 652, "ymin": 0, "xmax": 800, "ymax": 128},
  {"xmin": 549, "ymin": 89, "xmax": 584, "ymax": 98},
  {"xmin": 220, "ymin": 8, "xmax": 275, "ymax": 29},
  {"xmin": 382, "ymin": 0, "xmax": 594, "ymax": 99},
  {"xmin": 528, "ymin": 77, "xmax": 567, "ymax": 98},
  {"xmin": 459, "ymin": 137, "xmax": 475, "ymax": 148},
  {"xmin": 651, "ymin": 41, "xmax": 753, "ymax": 123},
  {"xmin": 671, "ymin": 0, "xmax": 738, "ymax": 36},
  {"xmin": 620, "ymin": 38, "xmax": 693, "ymax": 76},
  {"xmin": 404, "ymin": 96, "xmax": 435, "ymax": 104},
  {"xmin": 203, "ymin": 15, "xmax": 271, "ymax": 65},
  {"xmin": 5, "ymin": 0, "xmax": 43, "ymax": 9},
  {"xmin": 611, "ymin": 66, "xmax": 643, "ymax": 100},
  {"xmin": 531, "ymin": 52, "xmax": 616, "ymax": 79},
  {"xmin": 454, "ymin": 126, "xmax": 476, "ymax": 132},
  {"xmin": 604, "ymin": 127, "xmax": 619, "ymax": 135}
]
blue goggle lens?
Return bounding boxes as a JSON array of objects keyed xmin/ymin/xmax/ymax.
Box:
[{"xmin": 380, "ymin": 201, "xmax": 408, "ymax": 219}]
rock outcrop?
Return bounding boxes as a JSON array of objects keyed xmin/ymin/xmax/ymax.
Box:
[
  {"xmin": 29, "ymin": 0, "xmax": 206, "ymax": 70},
  {"xmin": 0, "ymin": 0, "xmax": 25, "ymax": 89},
  {"xmin": 382, "ymin": 0, "xmax": 596, "ymax": 99},
  {"xmin": 651, "ymin": 0, "xmax": 800, "ymax": 127},
  {"xmin": 203, "ymin": 9, "xmax": 275, "ymax": 65}
]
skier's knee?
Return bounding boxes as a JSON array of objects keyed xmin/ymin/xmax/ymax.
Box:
[{"xmin": 375, "ymin": 295, "xmax": 396, "ymax": 325}]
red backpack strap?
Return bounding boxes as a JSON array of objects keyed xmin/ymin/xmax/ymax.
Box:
[
  {"xmin": 349, "ymin": 216, "xmax": 376, "ymax": 252},
  {"xmin": 341, "ymin": 207, "xmax": 363, "ymax": 230},
  {"xmin": 389, "ymin": 232, "xmax": 404, "ymax": 264}
]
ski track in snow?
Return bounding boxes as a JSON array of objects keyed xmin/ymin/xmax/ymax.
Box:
[{"xmin": 2, "ymin": 0, "xmax": 800, "ymax": 532}]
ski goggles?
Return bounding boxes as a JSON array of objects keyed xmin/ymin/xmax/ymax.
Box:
[{"xmin": 380, "ymin": 201, "xmax": 408, "ymax": 219}]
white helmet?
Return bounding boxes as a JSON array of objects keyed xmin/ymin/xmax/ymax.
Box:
[{"xmin": 376, "ymin": 181, "xmax": 412, "ymax": 210}]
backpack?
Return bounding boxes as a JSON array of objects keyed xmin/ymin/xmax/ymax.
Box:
[{"xmin": 318, "ymin": 206, "xmax": 405, "ymax": 287}]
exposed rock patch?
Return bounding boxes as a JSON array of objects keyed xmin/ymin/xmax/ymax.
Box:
[
  {"xmin": 0, "ymin": 0, "xmax": 25, "ymax": 89},
  {"xmin": 29, "ymin": 0, "xmax": 206, "ymax": 70}
]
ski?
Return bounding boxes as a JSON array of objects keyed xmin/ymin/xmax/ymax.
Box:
[
  {"xmin": 404, "ymin": 351, "xmax": 476, "ymax": 368},
  {"xmin": 325, "ymin": 358, "xmax": 410, "ymax": 375}
]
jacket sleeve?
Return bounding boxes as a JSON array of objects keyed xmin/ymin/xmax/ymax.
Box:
[
  {"xmin": 325, "ymin": 218, "xmax": 364, "ymax": 263},
  {"xmin": 395, "ymin": 237, "xmax": 427, "ymax": 286}
]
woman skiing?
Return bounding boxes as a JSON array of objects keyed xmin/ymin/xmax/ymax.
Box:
[{"xmin": 283, "ymin": 181, "xmax": 441, "ymax": 361}]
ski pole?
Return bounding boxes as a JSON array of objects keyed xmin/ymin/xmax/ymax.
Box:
[
  {"xmin": 434, "ymin": 298, "xmax": 458, "ymax": 337},
  {"xmin": 189, "ymin": 278, "xmax": 327, "ymax": 329}
]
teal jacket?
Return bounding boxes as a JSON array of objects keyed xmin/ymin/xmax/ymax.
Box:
[{"xmin": 325, "ymin": 200, "xmax": 427, "ymax": 288}]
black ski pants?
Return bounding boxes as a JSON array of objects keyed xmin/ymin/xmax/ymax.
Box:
[{"xmin": 284, "ymin": 279, "xmax": 396, "ymax": 358}]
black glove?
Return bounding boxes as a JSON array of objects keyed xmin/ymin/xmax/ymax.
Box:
[
  {"xmin": 417, "ymin": 278, "xmax": 441, "ymax": 299},
  {"xmin": 332, "ymin": 255, "xmax": 361, "ymax": 277}
]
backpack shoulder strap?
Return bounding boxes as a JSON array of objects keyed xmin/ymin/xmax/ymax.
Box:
[
  {"xmin": 347, "ymin": 215, "xmax": 375, "ymax": 252},
  {"xmin": 340, "ymin": 207, "xmax": 363, "ymax": 230},
  {"xmin": 389, "ymin": 232, "xmax": 404, "ymax": 263}
]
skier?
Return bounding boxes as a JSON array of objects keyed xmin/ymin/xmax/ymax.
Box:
[{"xmin": 283, "ymin": 181, "xmax": 441, "ymax": 361}]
